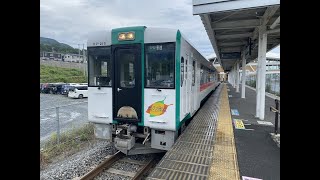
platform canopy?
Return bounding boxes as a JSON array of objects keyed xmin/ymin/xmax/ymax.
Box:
[{"xmin": 193, "ymin": 0, "xmax": 280, "ymax": 71}]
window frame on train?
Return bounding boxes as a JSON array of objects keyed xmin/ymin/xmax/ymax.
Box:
[
  {"xmin": 87, "ymin": 46, "xmax": 112, "ymax": 87},
  {"xmin": 144, "ymin": 42, "xmax": 176, "ymax": 89}
]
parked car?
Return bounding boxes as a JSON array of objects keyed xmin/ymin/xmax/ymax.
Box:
[
  {"xmin": 68, "ymin": 85, "xmax": 88, "ymax": 99},
  {"xmin": 61, "ymin": 84, "xmax": 71, "ymax": 95},
  {"xmin": 41, "ymin": 83, "xmax": 65, "ymax": 94},
  {"xmin": 61, "ymin": 83, "xmax": 82, "ymax": 95},
  {"xmin": 41, "ymin": 83, "xmax": 55, "ymax": 94},
  {"xmin": 54, "ymin": 83, "xmax": 66, "ymax": 94}
]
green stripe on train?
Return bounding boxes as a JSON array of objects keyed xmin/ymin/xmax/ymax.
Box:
[
  {"xmin": 111, "ymin": 26, "xmax": 146, "ymax": 125},
  {"xmin": 139, "ymin": 37, "xmax": 145, "ymax": 126},
  {"xmin": 175, "ymin": 30, "xmax": 181, "ymax": 130}
]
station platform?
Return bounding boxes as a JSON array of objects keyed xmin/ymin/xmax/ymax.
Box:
[
  {"xmin": 146, "ymin": 83, "xmax": 280, "ymax": 180},
  {"xmin": 227, "ymin": 84, "xmax": 280, "ymax": 180}
]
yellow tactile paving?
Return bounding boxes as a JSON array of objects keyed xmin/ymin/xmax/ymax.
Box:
[
  {"xmin": 216, "ymin": 125, "xmax": 234, "ymax": 137},
  {"xmin": 208, "ymin": 84, "xmax": 240, "ymax": 180},
  {"xmin": 213, "ymin": 144, "xmax": 236, "ymax": 154}
]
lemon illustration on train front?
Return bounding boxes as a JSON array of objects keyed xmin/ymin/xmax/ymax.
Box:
[{"xmin": 146, "ymin": 97, "xmax": 173, "ymax": 117}]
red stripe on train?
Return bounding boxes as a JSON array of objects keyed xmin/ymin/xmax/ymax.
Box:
[{"xmin": 200, "ymin": 82, "xmax": 214, "ymax": 91}]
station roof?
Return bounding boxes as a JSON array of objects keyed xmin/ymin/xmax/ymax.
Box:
[
  {"xmin": 193, "ymin": 0, "xmax": 280, "ymax": 72},
  {"xmin": 209, "ymin": 56, "xmax": 279, "ymax": 73}
]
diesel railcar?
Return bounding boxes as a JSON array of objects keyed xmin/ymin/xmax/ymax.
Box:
[{"xmin": 87, "ymin": 26, "xmax": 219, "ymax": 155}]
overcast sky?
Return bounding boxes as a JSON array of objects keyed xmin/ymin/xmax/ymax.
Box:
[{"xmin": 40, "ymin": 0, "xmax": 280, "ymax": 58}]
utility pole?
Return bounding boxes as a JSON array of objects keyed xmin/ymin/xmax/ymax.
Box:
[
  {"xmin": 78, "ymin": 44, "xmax": 80, "ymax": 63},
  {"xmin": 82, "ymin": 44, "xmax": 86, "ymax": 76},
  {"xmin": 82, "ymin": 44, "xmax": 85, "ymax": 63},
  {"xmin": 51, "ymin": 47, "xmax": 54, "ymax": 60}
]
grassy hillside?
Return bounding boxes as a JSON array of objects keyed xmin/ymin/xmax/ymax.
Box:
[
  {"xmin": 40, "ymin": 65, "xmax": 87, "ymax": 83},
  {"xmin": 40, "ymin": 37, "xmax": 86, "ymax": 54}
]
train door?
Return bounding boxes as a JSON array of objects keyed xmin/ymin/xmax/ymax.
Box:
[
  {"xmin": 185, "ymin": 54, "xmax": 189, "ymax": 114},
  {"xmin": 187, "ymin": 53, "xmax": 192, "ymax": 114},
  {"xmin": 191, "ymin": 57, "xmax": 195, "ymax": 114},
  {"xmin": 181, "ymin": 57, "xmax": 186, "ymax": 117},
  {"xmin": 112, "ymin": 44, "xmax": 142, "ymax": 122}
]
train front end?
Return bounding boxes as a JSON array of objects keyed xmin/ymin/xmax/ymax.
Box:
[{"xmin": 88, "ymin": 26, "xmax": 178, "ymax": 155}]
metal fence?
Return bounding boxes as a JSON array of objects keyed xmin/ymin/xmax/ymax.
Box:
[
  {"xmin": 40, "ymin": 99, "xmax": 89, "ymax": 148},
  {"xmin": 245, "ymin": 73, "xmax": 280, "ymax": 132},
  {"xmin": 246, "ymin": 73, "xmax": 280, "ymax": 97}
]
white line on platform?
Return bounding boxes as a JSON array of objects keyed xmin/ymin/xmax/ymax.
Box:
[
  {"xmin": 257, "ymin": 121, "xmax": 273, "ymax": 126},
  {"xmin": 242, "ymin": 176, "xmax": 263, "ymax": 180}
]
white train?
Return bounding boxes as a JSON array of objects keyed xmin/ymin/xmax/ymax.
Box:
[{"xmin": 87, "ymin": 26, "xmax": 220, "ymax": 155}]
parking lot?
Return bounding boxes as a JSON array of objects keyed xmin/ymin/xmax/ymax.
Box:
[{"xmin": 40, "ymin": 94, "xmax": 88, "ymax": 144}]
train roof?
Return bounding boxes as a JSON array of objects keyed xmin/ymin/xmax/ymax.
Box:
[{"xmin": 87, "ymin": 26, "xmax": 216, "ymax": 71}]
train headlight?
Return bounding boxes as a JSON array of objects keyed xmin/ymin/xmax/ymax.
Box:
[
  {"xmin": 118, "ymin": 32, "xmax": 135, "ymax": 41},
  {"xmin": 118, "ymin": 33, "xmax": 126, "ymax": 41},
  {"xmin": 126, "ymin": 32, "xmax": 135, "ymax": 40}
]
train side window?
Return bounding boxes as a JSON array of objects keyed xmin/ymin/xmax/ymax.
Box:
[
  {"xmin": 181, "ymin": 57, "xmax": 184, "ymax": 87},
  {"xmin": 200, "ymin": 65, "xmax": 204, "ymax": 84},
  {"xmin": 192, "ymin": 60, "xmax": 195, "ymax": 86},
  {"xmin": 185, "ymin": 58, "xmax": 188, "ymax": 80},
  {"xmin": 207, "ymin": 68, "xmax": 210, "ymax": 82}
]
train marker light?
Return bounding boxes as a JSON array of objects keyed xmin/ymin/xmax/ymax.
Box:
[
  {"xmin": 118, "ymin": 32, "xmax": 135, "ymax": 41},
  {"xmin": 126, "ymin": 32, "xmax": 135, "ymax": 40},
  {"xmin": 118, "ymin": 33, "xmax": 126, "ymax": 40}
]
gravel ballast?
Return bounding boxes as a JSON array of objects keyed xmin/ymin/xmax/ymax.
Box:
[{"xmin": 40, "ymin": 140, "xmax": 116, "ymax": 180}]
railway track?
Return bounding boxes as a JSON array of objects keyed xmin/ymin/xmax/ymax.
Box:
[{"xmin": 77, "ymin": 151, "xmax": 156, "ymax": 180}]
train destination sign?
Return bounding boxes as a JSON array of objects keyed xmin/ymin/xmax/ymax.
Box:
[{"xmin": 220, "ymin": 52, "xmax": 241, "ymax": 59}]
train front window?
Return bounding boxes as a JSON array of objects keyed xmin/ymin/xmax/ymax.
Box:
[
  {"xmin": 145, "ymin": 43, "xmax": 175, "ymax": 88},
  {"xmin": 88, "ymin": 47, "xmax": 112, "ymax": 87},
  {"xmin": 116, "ymin": 50, "xmax": 136, "ymax": 88}
]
